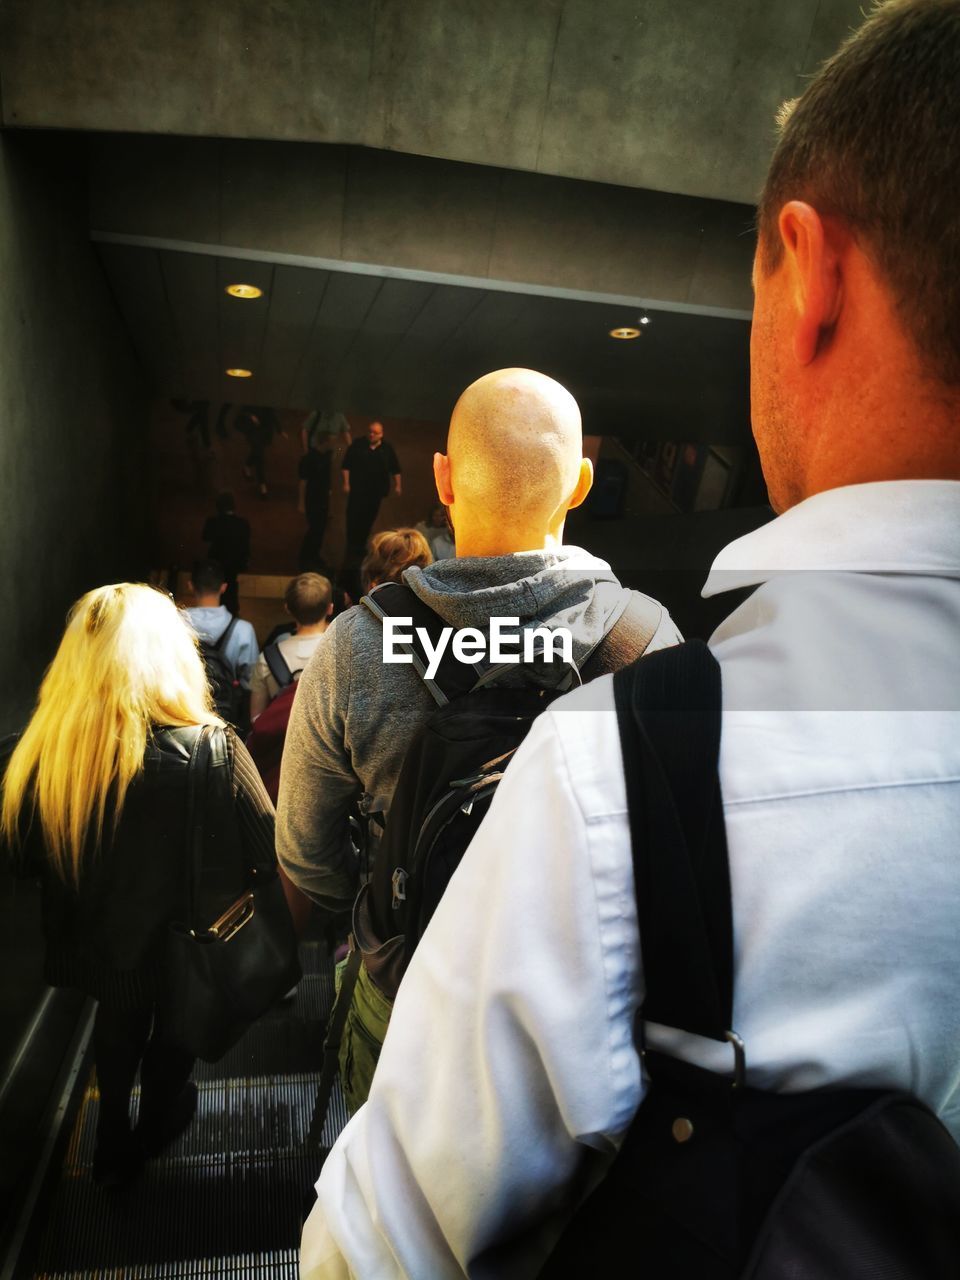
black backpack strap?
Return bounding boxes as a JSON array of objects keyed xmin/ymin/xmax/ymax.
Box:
[
  {"xmin": 263, "ymin": 641, "xmax": 293, "ymax": 689},
  {"xmin": 361, "ymin": 581, "xmax": 480, "ymax": 705},
  {"xmin": 212, "ymin": 614, "xmax": 239, "ymax": 654},
  {"xmin": 582, "ymin": 589, "xmax": 664, "ymax": 680},
  {"xmin": 612, "ymin": 640, "xmax": 733, "ymax": 1082}
]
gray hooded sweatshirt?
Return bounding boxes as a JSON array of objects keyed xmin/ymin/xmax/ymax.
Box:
[{"xmin": 276, "ymin": 546, "xmax": 680, "ymax": 908}]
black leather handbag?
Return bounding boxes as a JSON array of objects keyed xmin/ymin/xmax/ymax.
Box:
[{"xmin": 163, "ymin": 725, "xmax": 301, "ymax": 1062}]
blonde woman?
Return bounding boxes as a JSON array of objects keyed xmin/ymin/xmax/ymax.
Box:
[
  {"xmin": 360, "ymin": 527, "xmax": 432, "ymax": 594},
  {"xmin": 2, "ymin": 584, "xmax": 277, "ymax": 1186}
]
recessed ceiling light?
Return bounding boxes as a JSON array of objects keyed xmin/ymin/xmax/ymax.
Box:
[
  {"xmin": 609, "ymin": 326, "xmax": 641, "ymax": 340},
  {"xmin": 225, "ymin": 283, "xmax": 263, "ymax": 299},
  {"xmin": 225, "ymin": 367, "xmax": 253, "ymax": 378},
  {"xmin": 638, "ymin": 310, "xmax": 651, "ymax": 326}
]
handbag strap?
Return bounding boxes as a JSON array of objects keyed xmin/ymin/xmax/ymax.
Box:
[
  {"xmin": 613, "ymin": 641, "xmax": 732, "ymax": 1058},
  {"xmin": 183, "ymin": 723, "xmax": 243, "ymax": 930}
]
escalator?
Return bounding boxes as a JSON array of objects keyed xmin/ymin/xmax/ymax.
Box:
[{"xmin": 3, "ymin": 931, "xmax": 343, "ymax": 1279}]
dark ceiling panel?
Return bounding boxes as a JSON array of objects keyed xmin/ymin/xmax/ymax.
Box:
[
  {"xmin": 255, "ymin": 264, "xmax": 330, "ymax": 409},
  {"xmin": 160, "ymin": 250, "xmax": 220, "ymax": 396},
  {"xmin": 96, "ymin": 243, "xmax": 180, "ymax": 393},
  {"xmin": 94, "ymin": 244, "xmax": 750, "ymax": 442},
  {"xmin": 362, "ymin": 277, "xmax": 435, "ymax": 335}
]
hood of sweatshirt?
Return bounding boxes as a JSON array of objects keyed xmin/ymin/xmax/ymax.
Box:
[{"xmin": 400, "ymin": 546, "xmax": 626, "ymax": 677}]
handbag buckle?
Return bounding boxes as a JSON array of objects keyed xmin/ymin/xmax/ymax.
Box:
[{"xmin": 206, "ymin": 891, "xmax": 255, "ymax": 941}]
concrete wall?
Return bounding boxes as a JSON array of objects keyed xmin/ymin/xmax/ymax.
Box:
[
  {"xmin": 0, "ymin": 133, "xmax": 148, "ymax": 736},
  {"xmin": 86, "ymin": 135, "xmax": 756, "ymax": 316},
  {"xmin": 0, "ymin": 0, "xmax": 866, "ymax": 206}
]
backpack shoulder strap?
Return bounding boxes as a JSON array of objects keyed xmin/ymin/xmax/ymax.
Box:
[
  {"xmin": 582, "ymin": 589, "xmax": 664, "ymax": 680},
  {"xmin": 361, "ymin": 581, "xmax": 479, "ymax": 706},
  {"xmin": 263, "ymin": 641, "xmax": 293, "ymax": 688},
  {"xmin": 212, "ymin": 614, "xmax": 238, "ymax": 654},
  {"xmin": 612, "ymin": 640, "xmax": 731, "ymax": 1052}
]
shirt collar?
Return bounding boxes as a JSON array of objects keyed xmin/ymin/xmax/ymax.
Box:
[{"xmin": 702, "ymin": 480, "xmax": 960, "ymax": 597}]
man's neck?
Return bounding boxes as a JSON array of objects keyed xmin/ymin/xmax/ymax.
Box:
[
  {"xmin": 195, "ymin": 595, "xmax": 223, "ymax": 609},
  {"xmin": 452, "ymin": 526, "xmax": 565, "ymax": 559},
  {"xmin": 295, "ymin": 620, "xmax": 329, "ymax": 637}
]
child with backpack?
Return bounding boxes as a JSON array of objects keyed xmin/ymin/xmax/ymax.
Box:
[{"xmin": 246, "ymin": 574, "xmax": 334, "ymax": 799}]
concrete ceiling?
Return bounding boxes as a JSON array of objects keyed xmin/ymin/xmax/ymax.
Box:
[
  {"xmin": 2, "ymin": 0, "xmax": 868, "ymax": 206},
  {"xmin": 96, "ymin": 240, "xmax": 750, "ymax": 442}
]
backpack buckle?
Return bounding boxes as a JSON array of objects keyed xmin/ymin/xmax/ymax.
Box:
[
  {"xmin": 391, "ymin": 868, "xmax": 407, "ymax": 910},
  {"xmin": 725, "ymin": 1030, "xmax": 746, "ymax": 1089}
]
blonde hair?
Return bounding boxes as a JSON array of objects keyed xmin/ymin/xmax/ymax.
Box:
[
  {"xmin": 1, "ymin": 583, "xmax": 221, "ymax": 885},
  {"xmin": 361, "ymin": 529, "xmax": 432, "ymax": 592}
]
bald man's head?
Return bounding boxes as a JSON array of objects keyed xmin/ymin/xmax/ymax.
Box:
[{"xmin": 441, "ymin": 369, "xmax": 588, "ymax": 539}]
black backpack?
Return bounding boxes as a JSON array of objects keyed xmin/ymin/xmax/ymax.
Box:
[
  {"xmin": 358, "ymin": 580, "xmax": 665, "ymax": 986},
  {"xmin": 539, "ymin": 641, "xmax": 960, "ymax": 1278},
  {"xmin": 200, "ymin": 616, "xmax": 243, "ymax": 727},
  {"xmin": 308, "ymin": 579, "xmax": 667, "ymax": 1134}
]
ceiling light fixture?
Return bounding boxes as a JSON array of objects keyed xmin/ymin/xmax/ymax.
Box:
[
  {"xmin": 225, "ymin": 367, "xmax": 253, "ymax": 378},
  {"xmin": 609, "ymin": 326, "xmax": 641, "ymax": 340},
  {"xmin": 638, "ymin": 309, "xmax": 651, "ymax": 326},
  {"xmin": 225, "ymin": 283, "xmax": 263, "ymax": 299}
]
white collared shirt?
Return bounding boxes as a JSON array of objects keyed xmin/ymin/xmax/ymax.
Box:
[{"xmin": 302, "ymin": 480, "xmax": 960, "ymax": 1279}]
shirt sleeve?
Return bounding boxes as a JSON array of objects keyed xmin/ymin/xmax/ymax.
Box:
[
  {"xmin": 227, "ymin": 730, "xmax": 276, "ymax": 874},
  {"xmin": 235, "ymin": 622, "xmax": 260, "ymax": 691},
  {"xmin": 275, "ymin": 615, "xmax": 362, "ymax": 910},
  {"xmin": 248, "ymin": 654, "xmax": 275, "ymax": 720},
  {"xmin": 386, "ymin": 443, "xmax": 401, "ymax": 475},
  {"xmin": 300, "ymin": 695, "xmax": 644, "ymax": 1278}
]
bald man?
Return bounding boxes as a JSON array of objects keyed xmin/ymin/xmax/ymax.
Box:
[{"xmin": 276, "ymin": 368, "xmax": 679, "ymax": 912}]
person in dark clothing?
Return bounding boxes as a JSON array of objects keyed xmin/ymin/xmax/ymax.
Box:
[
  {"xmin": 297, "ymin": 409, "xmax": 352, "ymax": 568},
  {"xmin": 341, "ymin": 421, "xmax": 402, "ymax": 556},
  {"xmin": 1, "ymin": 584, "xmax": 278, "ymax": 1188},
  {"xmin": 236, "ymin": 405, "xmax": 283, "ymax": 497},
  {"xmin": 172, "ymin": 399, "xmax": 212, "ymax": 450},
  {"xmin": 298, "ymin": 448, "xmax": 333, "ymax": 569},
  {"xmin": 201, "ymin": 492, "xmax": 251, "ymax": 614},
  {"xmin": 215, "ymin": 401, "xmax": 232, "ymax": 439}
]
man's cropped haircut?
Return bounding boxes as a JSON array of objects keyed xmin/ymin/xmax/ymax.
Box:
[
  {"xmin": 757, "ymin": 0, "xmax": 960, "ymax": 385},
  {"xmin": 284, "ymin": 573, "xmax": 332, "ymax": 626},
  {"xmin": 191, "ymin": 558, "xmax": 225, "ymax": 596}
]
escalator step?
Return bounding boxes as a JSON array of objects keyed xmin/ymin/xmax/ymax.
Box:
[
  {"xmin": 31, "ymin": 1073, "xmax": 343, "ymax": 1272},
  {"xmin": 27, "ymin": 1248, "xmax": 299, "ymax": 1278},
  {"xmin": 21, "ymin": 937, "xmax": 349, "ymax": 1277}
]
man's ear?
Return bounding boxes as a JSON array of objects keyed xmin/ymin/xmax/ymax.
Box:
[
  {"xmin": 567, "ymin": 457, "xmax": 594, "ymax": 511},
  {"xmin": 433, "ymin": 452, "xmax": 454, "ymax": 506},
  {"xmin": 778, "ymin": 201, "xmax": 844, "ymax": 365},
  {"xmin": 220, "ymin": 582, "xmax": 228, "ymax": 598}
]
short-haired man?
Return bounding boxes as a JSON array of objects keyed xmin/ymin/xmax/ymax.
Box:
[
  {"xmin": 298, "ymin": 411, "xmax": 351, "ymax": 568},
  {"xmin": 248, "ymin": 573, "xmax": 333, "ymax": 721},
  {"xmin": 300, "ymin": 4, "xmax": 960, "ymax": 1275},
  {"xmin": 340, "ymin": 420, "xmax": 402, "ymax": 557},
  {"xmin": 201, "ymin": 492, "xmax": 250, "ymax": 614},
  {"xmin": 183, "ymin": 558, "xmax": 258, "ymax": 692},
  {"xmin": 277, "ymin": 368, "xmax": 680, "ymax": 911}
]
